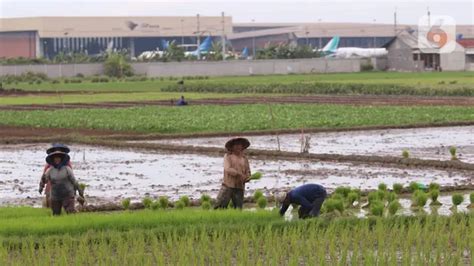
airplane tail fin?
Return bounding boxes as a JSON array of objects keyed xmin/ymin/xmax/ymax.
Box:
[{"xmin": 322, "ymin": 36, "xmax": 340, "ymax": 53}]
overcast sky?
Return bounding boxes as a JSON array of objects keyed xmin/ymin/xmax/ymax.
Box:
[{"xmin": 1, "ymin": 0, "xmax": 473, "ymax": 24}]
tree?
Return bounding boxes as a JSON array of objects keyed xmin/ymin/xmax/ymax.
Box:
[{"xmin": 104, "ymin": 53, "xmax": 133, "ymax": 77}]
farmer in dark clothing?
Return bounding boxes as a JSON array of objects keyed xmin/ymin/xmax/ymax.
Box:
[
  {"xmin": 39, "ymin": 150, "xmax": 83, "ymax": 215},
  {"xmin": 279, "ymin": 184, "xmax": 327, "ymax": 219},
  {"xmin": 214, "ymin": 137, "xmax": 251, "ymax": 209},
  {"xmin": 177, "ymin": 95, "xmax": 188, "ymax": 106}
]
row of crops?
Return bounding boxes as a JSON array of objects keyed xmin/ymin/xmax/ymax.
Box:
[
  {"xmin": 1, "ymin": 208, "xmax": 472, "ymax": 265},
  {"xmin": 162, "ymin": 82, "xmax": 474, "ymax": 97},
  {"xmin": 1, "ymin": 104, "xmax": 473, "ymax": 134}
]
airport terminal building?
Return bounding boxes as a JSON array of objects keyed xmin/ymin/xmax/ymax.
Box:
[{"xmin": 1, "ymin": 16, "xmax": 473, "ymax": 59}]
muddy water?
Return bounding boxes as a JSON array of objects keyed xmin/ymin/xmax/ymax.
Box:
[
  {"xmin": 0, "ymin": 143, "xmax": 472, "ymax": 206},
  {"xmin": 139, "ymin": 126, "xmax": 474, "ymax": 163}
]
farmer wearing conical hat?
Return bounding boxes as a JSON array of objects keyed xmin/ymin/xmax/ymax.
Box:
[
  {"xmin": 214, "ymin": 138, "xmax": 252, "ymax": 209},
  {"xmin": 40, "ymin": 144, "xmax": 73, "ymax": 208},
  {"xmin": 39, "ymin": 149, "xmax": 83, "ymax": 215}
]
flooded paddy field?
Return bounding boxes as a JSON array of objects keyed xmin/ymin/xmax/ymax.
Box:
[
  {"xmin": 1, "ymin": 143, "xmax": 472, "ymax": 207},
  {"xmin": 137, "ymin": 126, "xmax": 474, "ymax": 163}
]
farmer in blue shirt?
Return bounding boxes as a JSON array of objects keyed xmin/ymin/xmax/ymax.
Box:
[{"xmin": 279, "ymin": 183, "xmax": 327, "ymax": 219}]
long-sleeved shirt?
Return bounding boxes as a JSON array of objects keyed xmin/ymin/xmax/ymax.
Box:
[
  {"xmin": 41, "ymin": 166, "xmax": 80, "ymax": 201},
  {"xmin": 280, "ymin": 184, "xmax": 327, "ymax": 215},
  {"xmin": 222, "ymin": 153, "xmax": 251, "ymax": 189}
]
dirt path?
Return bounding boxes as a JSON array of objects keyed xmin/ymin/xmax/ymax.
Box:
[{"xmin": 2, "ymin": 95, "xmax": 474, "ymax": 110}]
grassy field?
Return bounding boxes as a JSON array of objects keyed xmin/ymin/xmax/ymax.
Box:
[
  {"xmin": 0, "ymin": 104, "xmax": 473, "ymax": 133},
  {"xmin": 0, "ymin": 207, "xmax": 472, "ymax": 265},
  {"xmin": 5, "ymin": 72, "xmax": 474, "ymax": 92},
  {"xmin": 0, "ymin": 92, "xmax": 272, "ymax": 106}
]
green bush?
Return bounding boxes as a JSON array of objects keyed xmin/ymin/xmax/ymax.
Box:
[{"xmin": 104, "ymin": 53, "xmax": 133, "ymax": 78}]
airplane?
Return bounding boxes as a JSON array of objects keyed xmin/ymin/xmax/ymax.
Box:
[
  {"xmin": 318, "ymin": 36, "xmax": 388, "ymax": 58},
  {"xmin": 184, "ymin": 36, "xmax": 213, "ymax": 57}
]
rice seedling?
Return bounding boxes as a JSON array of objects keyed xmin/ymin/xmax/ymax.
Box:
[
  {"xmin": 257, "ymin": 197, "xmax": 267, "ymax": 209},
  {"xmin": 179, "ymin": 196, "xmax": 190, "ymax": 207},
  {"xmin": 392, "ymin": 183, "xmax": 403, "ymax": 194},
  {"xmin": 376, "ymin": 190, "xmax": 386, "ymax": 201},
  {"xmin": 386, "ymin": 192, "xmax": 397, "ymax": 203},
  {"xmin": 334, "ymin": 186, "xmax": 351, "ymax": 198},
  {"xmin": 367, "ymin": 192, "xmax": 379, "ymax": 207},
  {"xmin": 249, "ymin": 172, "xmax": 262, "ymax": 181},
  {"xmin": 253, "ymin": 190, "xmax": 264, "ymax": 202},
  {"xmin": 402, "ymin": 149, "xmax": 410, "ymax": 159},
  {"xmin": 409, "ymin": 182, "xmax": 426, "ymax": 193},
  {"xmin": 200, "ymin": 194, "xmax": 211, "ymax": 204},
  {"xmin": 378, "ymin": 183, "xmax": 387, "ymax": 192},
  {"xmin": 388, "ymin": 201, "xmax": 401, "ymax": 216},
  {"xmin": 150, "ymin": 201, "xmax": 160, "ymax": 210},
  {"xmin": 201, "ymin": 201, "xmax": 211, "ymax": 210},
  {"xmin": 429, "ymin": 189, "xmax": 442, "ymax": 206},
  {"xmin": 370, "ymin": 201, "xmax": 385, "ymax": 216},
  {"xmin": 469, "ymin": 193, "xmax": 474, "ymax": 209},
  {"xmin": 175, "ymin": 200, "xmax": 185, "ymax": 210},
  {"xmin": 449, "ymin": 146, "xmax": 458, "ymax": 160},
  {"xmin": 142, "ymin": 197, "xmax": 153, "ymax": 209},
  {"xmin": 451, "ymin": 194, "xmax": 464, "ymax": 210},
  {"xmin": 428, "ymin": 182, "xmax": 440, "ymax": 191},
  {"xmin": 346, "ymin": 192, "xmax": 358, "ymax": 207},
  {"xmin": 159, "ymin": 196, "xmax": 169, "ymax": 209},
  {"xmin": 121, "ymin": 198, "xmax": 131, "ymax": 210},
  {"xmin": 411, "ymin": 190, "xmax": 428, "ymax": 209}
]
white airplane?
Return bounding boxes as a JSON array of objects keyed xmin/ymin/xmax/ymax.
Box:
[{"xmin": 318, "ymin": 36, "xmax": 388, "ymax": 58}]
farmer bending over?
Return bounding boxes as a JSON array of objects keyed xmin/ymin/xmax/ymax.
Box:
[
  {"xmin": 279, "ymin": 183, "xmax": 327, "ymax": 219},
  {"xmin": 39, "ymin": 150, "xmax": 83, "ymax": 215},
  {"xmin": 214, "ymin": 137, "xmax": 251, "ymax": 209}
]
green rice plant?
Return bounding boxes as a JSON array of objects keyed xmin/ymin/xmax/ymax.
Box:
[
  {"xmin": 386, "ymin": 192, "xmax": 397, "ymax": 203},
  {"xmin": 346, "ymin": 192, "xmax": 358, "ymax": 207},
  {"xmin": 451, "ymin": 194, "xmax": 464, "ymax": 207},
  {"xmin": 249, "ymin": 172, "xmax": 262, "ymax": 181},
  {"xmin": 429, "ymin": 189, "xmax": 442, "ymax": 206},
  {"xmin": 378, "ymin": 183, "xmax": 387, "ymax": 192},
  {"xmin": 323, "ymin": 198, "xmax": 340, "ymax": 213},
  {"xmin": 331, "ymin": 193, "xmax": 344, "ymax": 201},
  {"xmin": 253, "ymin": 190, "xmax": 264, "ymax": 202},
  {"xmin": 449, "ymin": 146, "xmax": 458, "ymax": 160},
  {"xmin": 468, "ymin": 193, "xmax": 474, "ymax": 208},
  {"xmin": 150, "ymin": 201, "xmax": 160, "ymax": 210},
  {"xmin": 376, "ymin": 190, "xmax": 385, "ymax": 201},
  {"xmin": 392, "ymin": 183, "xmax": 403, "ymax": 194},
  {"xmin": 367, "ymin": 192, "xmax": 378, "ymax": 206},
  {"xmin": 201, "ymin": 201, "xmax": 211, "ymax": 210},
  {"xmin": 121, "ymin": 198, "xmax": 131, "ymax": 210},
  {"xmin": 411, "ymin": 190, "xmax": 428, "ymax": 209},
  {"xmin": 388, "ymin": 200, "xmax": 401, "ymax": 215},
  {"xmin": 334, "ymin": 186, "xmax": 351, "ymax": 198},
  {"xmin": 428, "ymin": 182, "xmax": 440, "ymax": 191},
  {"xmin": 79, "ymin": 183, "xmax": 87, "ymax": 192},
  {"xmin": 200, "ymin": 194, "xmax": 211, "ymax": 203},
  {"xmin": 179, "ymin": 196, "xmax": 190, "ymax": 207},
  {"xmin": 370, "ymin": 200, "xmax": 384, "ymax": 216},
  {"xmin": 333, "ymin": 199, "xmax": 344, "ymax": 213},
  {"xmin": 158, "ymin": 196, "xmax": 169, "ymax": 209},
  {"xmin": 142, "ymin": 197, "xmax": 153, "ymax": 209},
  {"xmin": 402, "ymin": 149, "xmax": 410, "ymax": 159},
  {"xmin": 175, "ymin": 200, "xmax": 185, "ymax": 210},
  {"xmin": 409, "ymin": 182, "xmax": 422, "ymax": 193},
  {"xmin": 257, "ymin": 197, "xmax": 267, "ymax": 209}
]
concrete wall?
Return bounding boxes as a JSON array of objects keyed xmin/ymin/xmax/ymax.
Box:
[
  {"xmin": 0, "ymin": 58, "xmax": 361, "ymax": 77},
  {"xmin": 143, "ymin": 58, "xmax": 361, "ymax": 77},
  {"xmin": 440, "ymin": 43, "xmax": 466, "ymax": 71},
  {"xmin": 0, "ymin": 63, "xmax": 104, "ymax": 78}
]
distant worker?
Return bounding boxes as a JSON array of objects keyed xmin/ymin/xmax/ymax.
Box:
[
  {"xmin": 214, "ymin": 138, "xmax": 252, "ymax": 209},
  {"xmin": 39, "ymin": 149, "xmax": 84, "ymax": 215},
  {"xmin": 40, "ymin": 143, "xmax": 73, "ymax": 208},
  {"xmin": 279, "ymin": 183, "xmax": 327, "ymax": 219},
  {"xmin": 177, "ymin": 95, "xmax": 188, "ymax": 106}
]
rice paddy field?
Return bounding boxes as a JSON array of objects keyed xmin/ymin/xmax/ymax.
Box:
[{"xmin": 1, "ymin": 71, "xmax": 473, "ymax": 265}]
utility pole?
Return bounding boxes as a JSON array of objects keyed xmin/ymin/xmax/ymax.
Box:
[
  {"xmin": 221, "ymin": 12, "xmax": 226, "ymax": 61},
  {"xmin": 394, "ymin": 7, "xmax": 397, "ymax": 35},
  {"xmin": 196, "ymin": 13, "xmax": 201, "ymax": 60}
]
